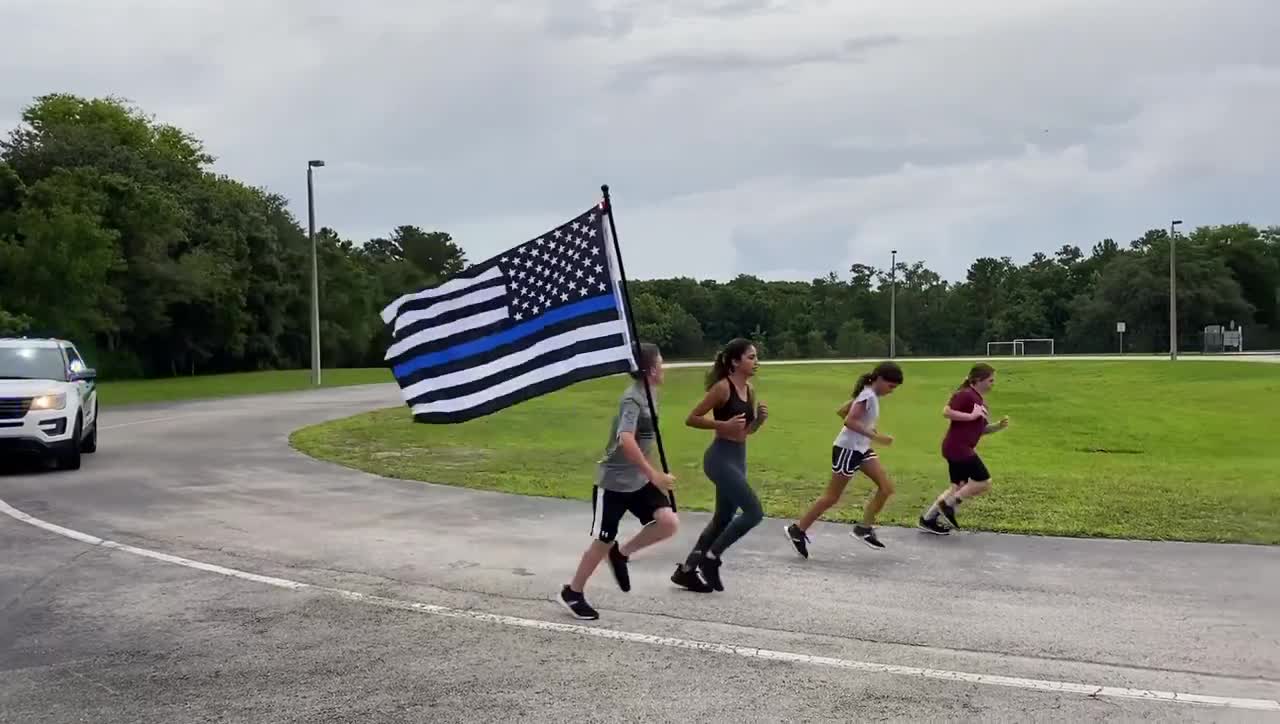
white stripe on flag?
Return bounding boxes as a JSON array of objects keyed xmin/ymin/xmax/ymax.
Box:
[
  {"xmin": 600, "ymin": 220, "xmax": 637, "ymax": 372},
  {"xmin": 398, "ymin": 320, "xmax": 630, "ymax": 401},
  {"xmin": 394, "ymin": 284, "xmax": 507, "ymax": 334},
  {"xmin": 385, "ymin": 307, "xmax": 510, "ymax": 360},
  {"xmin": 380, "ymin": 267, "xmax": 505, "ymax": 324},
  {"xmin": 410, "ymin": 345, "xmax": 633, "ymax": 415}
]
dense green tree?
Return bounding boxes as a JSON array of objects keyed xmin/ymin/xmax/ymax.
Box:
[{"xmin": 2, "ymin": 92, "xmax": 1277, "ymax": 379}]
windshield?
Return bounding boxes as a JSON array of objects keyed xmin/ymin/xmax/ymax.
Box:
[{"xmin": 0, "ymin": 346, "xmax": 67, "ymax": 381}]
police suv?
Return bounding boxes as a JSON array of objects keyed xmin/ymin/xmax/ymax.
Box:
[{"xmin": 0, "ymin": 337, "xmax": 99, "ymax": 470}]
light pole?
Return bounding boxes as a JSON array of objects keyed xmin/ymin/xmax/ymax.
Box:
[
  {"xmin": 1169, "ymin": 218, "xmax": 1182, "ymax": 361},
  {"xmin": 889, "ymin": 249, "xmax": 898, "ymax": 358},
  {"xmin": 307, "ymin": 160, "xmax": 325, "ymax": 385}
]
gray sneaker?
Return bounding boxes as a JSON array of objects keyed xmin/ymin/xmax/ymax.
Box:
[{"xmin": 918, "ymin": 516, "xmax": 951, "ymax": 535}]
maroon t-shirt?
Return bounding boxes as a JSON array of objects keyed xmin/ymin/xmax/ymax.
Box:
[{"xmin": 941, "ymin": 386, "xmax": 986, "ymax": 460}]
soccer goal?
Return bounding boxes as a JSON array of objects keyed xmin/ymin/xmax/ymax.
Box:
[
  {"xmin": 1014, "ymin": 338, "xmax": 1055, "ymax": 356},
  {"xmin": 1203, "ymin": 324, "xmax": 1244, "ymax": 353},
  {"xmin": 986, "ymin": 338, "xmax": 1055, "ymax": 357},
  {"xmin": 985, "ymin": 340, "xmax": 1024, "ymax": 356}
]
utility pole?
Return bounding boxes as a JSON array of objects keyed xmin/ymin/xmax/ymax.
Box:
[
  {"xmin": 1169, "ymin": 219, "xmax": 1182, "ymax": 360},
  {"xmin": 889, "ymin": 249, "xmax": 898, "ymax": 358},
  {"xmin": 308, "ymin": 160, "xmax": 326, "ymax": 385}
]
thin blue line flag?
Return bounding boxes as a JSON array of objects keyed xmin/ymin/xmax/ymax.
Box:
[{"xmin": 379, "ymin": 204, "xmax": 638, "ymax": 423}]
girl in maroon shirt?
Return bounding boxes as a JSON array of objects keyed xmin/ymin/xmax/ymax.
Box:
[{"xmin": 918, "ymin": 363, "xmax": 1009, "ymax": 534}]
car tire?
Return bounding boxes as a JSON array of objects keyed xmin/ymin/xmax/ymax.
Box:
[
  {"xmin": 82, "ymin": 403, "xmax": 97, "ymax": 453},
  {"xmin": 58, "ymin": 415, "xmax": 82, "ymax": 470}
]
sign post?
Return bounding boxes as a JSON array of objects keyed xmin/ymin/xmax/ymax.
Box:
[{"xmin": 1116, "ymin": 321, "xmax": 1126, "ymax": 354}]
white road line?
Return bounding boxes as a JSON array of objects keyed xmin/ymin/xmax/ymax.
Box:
[
  {"xmin": 1, "ymin": 497, "xmax": 1277, "ymax": 713},
  {"xmin": 101, "ymin": 414, "xmax": 208, "ymax": 430}
]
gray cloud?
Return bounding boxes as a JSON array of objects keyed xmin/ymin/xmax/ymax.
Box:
[
  {"xmin": 692, "ymin": 0, "xmax": 774, "ymax": 17},
  {"xmin": 610, "ymin": 34, "xmax": 902, "ymax": 90},
  {"xmin": 2, "ymin": 0, "xmax": 1278, "ymax": 284},
  {"xmin": 543, "ymin": 7, "xmax": 636, "ymax": 39},
  {"xmin": 542, "ymin": 0, "xmax": 781, "ymax": 40}
]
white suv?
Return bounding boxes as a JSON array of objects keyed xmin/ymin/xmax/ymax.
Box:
[{"xmin": 0, "ymin": 337, "xmax": 99, "ymax": 470}]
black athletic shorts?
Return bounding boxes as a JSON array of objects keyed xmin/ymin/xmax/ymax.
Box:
[
  {"xmin": 947, "ymin": 455, "xmax": 991, "ymax": 485},
  {"xmin": 831, "ymin": 445, "xmax": 876, "ymax": 477},
  {"xmin": 589, "ymin": 482, "xmax": 671, "ymax": 543}
]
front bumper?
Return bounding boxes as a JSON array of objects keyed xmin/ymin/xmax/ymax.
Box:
[{"xmin": 0, "ymin": 408, "xmax": 75, "ymax": 457}]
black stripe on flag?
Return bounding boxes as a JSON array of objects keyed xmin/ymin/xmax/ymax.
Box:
[
  {"xmin": 410, "ymin": 358, "xmax": 634, "ymax": 424},
  {"xmin": 387, "ymin": 306, "xmax": 624, "ymax": 373},
  {"xmin": 392, "ymin": 293, "xmax": 508, "ymax": 343},
  {"xmin": 405, "ymin": 334, "xmax": 630, "ymax": 406},
  {"xmin": 390, "ymin": 273, "xmax": 505, "ymax": 322}
]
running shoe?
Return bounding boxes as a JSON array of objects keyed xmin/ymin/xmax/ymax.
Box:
[
  {"xmin": 938, "ymin": 500, "xmax": 960, "ymax": 528},
  {"xmin": 852, "ymin": 525, "xmax": 886, "ymax": 549},
  {"xmin": 917, "ymin": 516, "xmax": 950, "ymax": 535},
  {"xmin": 697, "ymin": 554, "xmax": 724, "ymax": 592},
  {"xmin": 607, "ymin": 542, "xmax": 631, "ymax": 592},
  {"xmin": 670, "ymin": 565, "xmax": 714, "ymax": 593},
  {"xmin": 784, "ymin": 523, "xmax": 811, "ymax": 559},
  {"xmin": 558, "ymin": 585, "xmax": 599, "ymax": 620}
]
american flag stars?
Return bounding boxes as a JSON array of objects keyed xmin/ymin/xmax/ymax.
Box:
[
  {"xmin": 499, "ymin": 212, "xmax": 612, "ymax": 322},
  {"xmin": 379, "ymin": 202, "xmax": 637, "ymax": 425}
]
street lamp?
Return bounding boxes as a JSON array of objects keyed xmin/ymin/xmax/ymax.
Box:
[
  {"xmin": 1169, "ymin": 219, "xmax": 1182, "ymax": 361},
  {"xmin": 307, "ymin": 160, "xmax": 325, "ymax": 386},
  {"xmin": 889, "ymin": 249, "xmax": 898, "ymax": 358}
]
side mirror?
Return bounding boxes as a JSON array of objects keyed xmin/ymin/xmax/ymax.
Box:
[{"xmin": 70, "ymin": 367, "xmax": 97, "ymax": 382}]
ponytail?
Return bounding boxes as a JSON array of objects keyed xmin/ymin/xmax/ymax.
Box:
[
  {"xmin": 959, "ymin": 363, "xmax": 996, "ymax": 390},
  {"xmin": 705, "ymin": 349, "xmax": 730, "ymax": 390},
  {"xmin": 705, "ymin": 337, "xmax": 754, "ymax": 390},
  {"xmin": 851, "ymin": 361, "xmax": 904, "ymax": 398},
  {"xmin": 851, "ymin": 372, "xmax": 875, "ymax": 397}
]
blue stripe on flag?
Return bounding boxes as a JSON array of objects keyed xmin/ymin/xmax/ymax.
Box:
[{"xmin": 392, "ymin": 292, "xmax": 620, "ymax": 379}]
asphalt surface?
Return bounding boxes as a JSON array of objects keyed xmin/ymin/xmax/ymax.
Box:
[{"xmin": 2, "ymin": 381, "xmax": 1278, "ymax": 723}]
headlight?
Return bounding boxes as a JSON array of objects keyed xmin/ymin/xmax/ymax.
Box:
[{"xmin": 30, "ymin": 393, "xmax": 66, "ymax": 411}]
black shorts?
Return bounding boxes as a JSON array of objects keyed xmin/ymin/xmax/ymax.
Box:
[
  {"xmin": 947, "ymin": 455, "xmax": 991, "ymax": 485},
  {"xmin": 831, "ymin": 445, "xmax": 876, "ymax": 477},
  {"xmin": 589, "ymin": 482, "xmax": 671, "ymax": 543}
]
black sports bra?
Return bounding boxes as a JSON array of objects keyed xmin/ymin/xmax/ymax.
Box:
[{"xmin": 713, "ymin": 379, "xmax": 755, "ymax": 424}]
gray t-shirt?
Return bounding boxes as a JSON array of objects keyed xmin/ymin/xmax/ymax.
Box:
[{"xmin": 595, "ymin": 382, "xmax": 656, "ymax": 492}]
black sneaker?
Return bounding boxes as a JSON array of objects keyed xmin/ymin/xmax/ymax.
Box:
[
  {"xmin": 917, "ymin": 516, "xmax": 950, "ymax": 535},
  {"xmin": 852, "ymin": 525, "xmax": 886, "ymax": 549},
  {"xmin": 938, "ymin": 500, "xmax": 960, "ymax": 528},
  {"xmin": 697, "ymin": 555, "xmax": 724, "ymax": 592},
  {"xmin": 785, "ymin": 523, "xmax": 810, "ymax": 559},
  {"xmin": 607, "ymin": 542, "xmax": 631, "ymax": 592},
  {"xmin": 558, "ymin": 585, "xmax": 599, "ymax": 620},
  {"xmin": 670, "ymin": 565, "xmax": 714, "ymax": 593}
]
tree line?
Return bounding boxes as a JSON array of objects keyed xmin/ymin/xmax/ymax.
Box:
[
  {"xmin": 1, "ymin": 94, "xmax": 1277, "ymax": 379},
  {"xmin": 630, "ymin": 221, "xmax": 1280, "ymax": 360}
]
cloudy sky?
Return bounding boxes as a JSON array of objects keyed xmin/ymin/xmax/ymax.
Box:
[{"xmin": 3, "ymin": 0, "xmax": 1278, "ymax": 282}]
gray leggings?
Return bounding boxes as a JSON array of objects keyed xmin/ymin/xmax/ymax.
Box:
[{"xmin": 684, "ymin": 438, "xmax": 763, "ymax": 566}]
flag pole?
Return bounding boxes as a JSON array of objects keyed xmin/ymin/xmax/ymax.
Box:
[{"xmin": 599, "ymin": 184, "xmax": 675, "ymax": 511}]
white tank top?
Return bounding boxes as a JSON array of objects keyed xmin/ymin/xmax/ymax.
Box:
[{"xmin": 833, "ymin": 387, "xmax": 879, "ymax": 452}]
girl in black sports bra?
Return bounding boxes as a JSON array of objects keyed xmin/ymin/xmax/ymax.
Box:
[
  {"xmin": 671, "ymin": 337, "xmax": 769, "ymax": 593},
  {"xmin": 713, "ymin": 374, "xmax": 756, "ymax": 430}
]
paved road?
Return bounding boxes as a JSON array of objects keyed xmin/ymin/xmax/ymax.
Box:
[{"xmin": 2, "ymin": 383, "xmax": 1278, "ymax": 722}]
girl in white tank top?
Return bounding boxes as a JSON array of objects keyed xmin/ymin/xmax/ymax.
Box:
[{"xmin": 785, "ymin": 361, "xmax": 904, "ymax": 556}]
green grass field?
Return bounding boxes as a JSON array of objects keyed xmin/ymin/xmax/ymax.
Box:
[
  {"xmin": 288, "ymin": 360, "xmax": 1280, "ymax": 545},
  {"xmin": 98, "ymin": 368, "xmax": 392, "ymax": 406}
]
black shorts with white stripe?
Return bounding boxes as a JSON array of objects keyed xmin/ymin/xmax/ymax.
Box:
[
  {"xmin": 589, "ymin": 482, "xmax": 671, "ymax": 543},
  {"xmin": 831, "ymin": 445, "xmax": 876, "ymax": 477}
]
